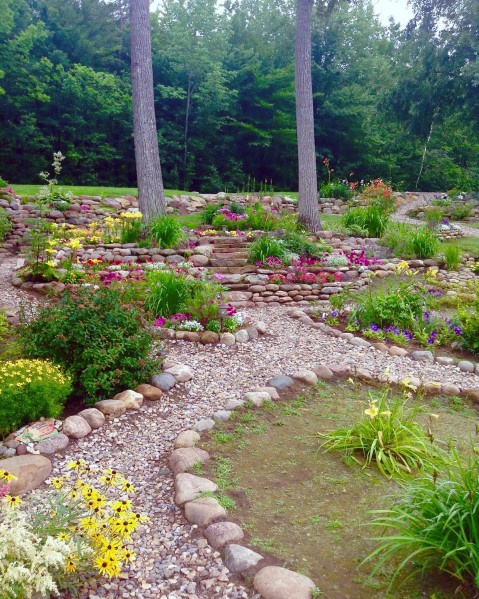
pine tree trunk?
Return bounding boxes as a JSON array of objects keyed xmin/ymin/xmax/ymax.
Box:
[
  {"xmin": 295, "ymin": 0, "xmax": 322, "ymax": 233},
  {"xmin": 130, "ymin": 0, "xmax": 166, "ymax": 221}
]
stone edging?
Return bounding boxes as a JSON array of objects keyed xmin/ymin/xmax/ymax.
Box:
[
  {"xmin": 155, "ymin": 319, "xmax": 267, "ymax": 345},
  {"xmin": 288, "ymin": 308, "xmax": 479, "ymax": 380},
  {"xmin": 167, "ymin": 357, "xmax": 479, "ymax": 598}
]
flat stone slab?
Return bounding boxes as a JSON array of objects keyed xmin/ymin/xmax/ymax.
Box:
[
  {"xmin": 204, "ymin": 521, "xmax": 244, "ymax": 550},
  {"xmin": 175, "ymin": 473, "xmax": 217, "ymax": 505},
  {"xmin": 267, "ymin": 375, "xmax": 294, "ymax": 390},
  {"xmin": 224, "ymin": 544, "xmax": 263, "ymax": 573},
  {"xmin": 174, "ymin": 430, "xmax": 200, "ymax": 448},
  {"xmin": 0, "ymin": 455, "xmax": 52, "ymax": 495},
  {"xmin": 253, "ymin": 566, "xmax": 317, "ymax": 599},
  {"xmin": 184, "ymin": 496, "xmax": 226, "ymax": 526},
  {"xmin": 169, "ymin": 447, "xmax": 210, "ymax": 476}
]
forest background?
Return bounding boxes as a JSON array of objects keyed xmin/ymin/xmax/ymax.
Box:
[{"xmin": 0, "ymin": 0, "xmax": 478, "ymax": 193}]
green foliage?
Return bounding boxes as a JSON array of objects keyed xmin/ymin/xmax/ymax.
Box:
[
  {"xmin": 248, "ymin": 236, "xmax": 287, "ymax": 263},
  {"xmin": 411, "ymin": 227, "xmax": 440, "ymax": 259},
  {"xmin": 320, "ymin": 181, "xmax": 352, "ymax": 200},
  {"xmin": 366, "ymin": 448, "xmax": 479, "ymax": 589},
  {"xmin": 457, "ymin": 309, "xmax": 479, "ymax": 354},
  {"xmin": 443, "ymin": 244, "xmax": 461, "ymax": 270},
  {"xmin": 0, "ymin": 359, "xmax": 72, "ymax": 435},
  {"xmin": 343, "ymin": 206, "xmax": 389, "ymax": 238},
  {"xmin": 317, "ymin": 388, "xmax": 443, "ymax": 478},
  {"xmin": 424, "ymin": 207, "xmax": 443, "ymax": 228},
  {"xmin": 382, "ymin": 224, "xmax": 439, "ymax": 259},
  {"xmin": 149, "ymin": 215, "xmax": 184, "ymax": 248},
  {"xmin": 19, "ymin": 286, "xmax": 159, "ymax": 404},
  {"xmin": 184, "ymin": 281, "xmax": 224, "ymax": 326},
  {"xmin": 146, "ymin": 270, "xmax": 191, "ymax": 317},
  {"xmin": 201, "ymin": 202, "xmax": 223, "ymax": 225},
  {"xmin": 0, "ymin": 207, "xmax": 11, "ymax": 242},
  {"xmin": 349, "ymin": 283, "xmax": 428, "ymax": 329},
  {"xmin": 281, "ymin": 231, "xmax": 324, "ymax": 258}
]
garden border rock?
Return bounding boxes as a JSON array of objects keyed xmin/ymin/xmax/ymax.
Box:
[
  {"xmin": 167, "ymin": 355, "xmax": 479, "ymax": 597},
  {"xmin": 288, "ymin": 308, "xmax": 479, "ymax": 380}
]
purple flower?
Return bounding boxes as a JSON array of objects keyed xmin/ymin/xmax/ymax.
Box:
[
  {"xmin": 403, "ymin": 330, "xmax": 413, "ymax": 340},
  {"xmin": 214, "ymin": 273, "xmax": 226, "ymax": 281},
  {"xmin": 423, "ymin": 312, "xmax": 430, "ymax": 321},
  {"xmin": 370, "ymin": 324, "xmax": 380, "ymax": 331},
  {"xmin": 80, "ymin": 204, "xmax": 90, "ymax": 211},
  {"xmin": 153, "ymin": 317, "xmax": 167, "ymax": 327},
  {"xmin": 454, "ymin": 326, "xmax": 462, "ymax": 335},
  {"xmin": 330, "ymin": 311, "xmax": 338, "ymax": 318}
]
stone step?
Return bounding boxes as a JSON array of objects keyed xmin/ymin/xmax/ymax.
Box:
[
  {"xmin": 211, "ymin": 265, "xmax": 256, "ymax": 274},
  {"xmin": 210, "ymin": 258, "xmax": 248, "ymax": 267},
  {"xmin": 210, "ymin": 251, "xmax": 248, "ymax": 260}
]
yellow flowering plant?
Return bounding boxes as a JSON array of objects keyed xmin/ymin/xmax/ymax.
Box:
[
  {"xmin": 120, "ymin": 211, "xmax": 143, "ymax": 243},
  {"xmin": 317, "ymin": 387, "xmax": 446, "ymax": 478},
  {"xmin": 0, "ymin": 359, "xmax": 72, "ymax": 435},
  {"xmin": 0, "ymin": 462, "xmax": 146, "ymax": 598}
]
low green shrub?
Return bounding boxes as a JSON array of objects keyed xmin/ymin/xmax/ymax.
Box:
[
  {"xmin": 0, "ymin": 359, "xmax": 72, "ymax": 435},
  {"xmin": 281, "ymin": 231, "xmax": 324, "ymax": 258},
  {"xmin": 451, "ymin": 204, "xmax": 473, "ymax": 220},
  {"xmin": 248, "ymin": 236, "xmax": 287, "ymax": 263},
  {"xmin": 343, "ymin": 206, "xmax": 389, "ymax": 237},
  {"xmin": 201, "ymin": 202, "xmax": 223, "ymax": 224},
  {"xmin": 349, "ymin": 282, "xmax": 428, "ymax": 329},
  {"xmin": 146, "ymin": 270, "xmax": 191, "ymax": 317},
  {"xmin": 184, "ymin": 281, "xmax": 224, "ymax": 326},
  {"xmin": 381, "ymin": 223, "xmax": 415, "ymax": 258},
  {"xmin": 320, "ymin": 181, "xmax": 352, "ymax": 200},
  {"xmin": 149, "ymin": 215, "xmax": 184, "ymax": 248},
  {"xmin": 19, "ymin": 286, "xmax": 159, "ymax": 404},
  {"xmin": 411, "ymin": 227, "xmax": 439, "ymax": 259},
  {"xmin": 0, "ymin": 207, "xmax": 11, "ymax": 243},
  {"xmin": 457, "ymin": 308, "xmax": 479, "ymax": 354},
  {"xmin": 424, "ymin": 207, "xmax": 443, "ymax": 228},
  {"xmin": 443, "ymin": 244, "xmax": 461, "ymax": 270},
  {"xmin": 366, "ymin": 448, "xmax": 479, "ymax": 589},
  {"xmin": 317, "ymin": 388, "xmax": 444, "ymax": 478}
]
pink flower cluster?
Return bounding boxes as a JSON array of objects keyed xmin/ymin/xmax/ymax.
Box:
[
  {"xmin": 343, "ymin": 249, "xmax": 381, "ymax": 266},
  {"xmin": 218, "ymin": 208, "xmax": 248, "ymax": 221}
]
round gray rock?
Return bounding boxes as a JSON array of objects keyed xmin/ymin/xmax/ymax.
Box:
[
  {"xmin": 36, "ymin": 433, "xmax": 70, "ymax": 455},
  {"xmin": 458, "ymin": 360, "xmax": 475, "ymax": 373},
  {"xmin": 150, "ymin": 372, "xmax": 176, "ymax": 391},
  {"xmin": 267, "ymin": 375, "xmax": 294, "ymax": 390},
  {"xmin": 253, "ymin": 566, "xmax": 316, "ymax": 599},
  {"xmin": 410, "ymin": 350, "xmax": 434, "ymax": 363},
  {"xmin": 62, "ymin": 415, "xmax": 92, "ymax": 439},
  {"xmin": 243, "ymin": 391, "xmax": 271, "ymax": 407},
  {"xmin": 184, "ymin": 496, "xmax": 226, "ymax": 526},
  {"xmin": 224, "ymin": 544, "xmax": 263, "ymax": 573},
  {"xmin": 94, "ymin": 399, "xmax": 127, "ymax": 417},
  {"xmin": 204, "ymin": 521, "xmax": 244, "ymax": 550},
  {"xmin": 174, "ymin": 430, "xmax": 201, "ymax": 448},
  {"xmin": 169, "ymin": 447, "xmax": 210, "ymax": 476},
  {"xmin": 175, "ymin": 473, "xmax": 217, "ymax": 505},
  {"xmin": 77, "ymin": 408, "xmax": 105, "ymax": 429},
  {"xmin": 194, "ymin": 418, "xmax": 215, "ymax": 432},
  {"xmin": 213, "ymin": 410, "xmax": 231, "ymax": 422}
]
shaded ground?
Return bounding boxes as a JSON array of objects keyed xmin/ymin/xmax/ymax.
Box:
[{"xmin": 202, "ymin": 380, "xmax": 478, "ymax": 599}]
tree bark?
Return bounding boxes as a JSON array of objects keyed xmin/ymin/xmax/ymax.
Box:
[
  {"xmin": 130, "ymin": 0, "xmax": 166, "ymax": 221},
  {"xmin": 295, "ymin": 0, "xmax": 322, "ymax": 233}
]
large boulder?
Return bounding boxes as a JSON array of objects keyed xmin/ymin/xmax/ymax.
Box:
[
  {"xmin": 0, "ymin": 455, "xmax": 52, "ymax": 495},
  {"xmin": 174, "ymin": 473, "xmax": 217, "ymax": 505},
  {"xmin": 62, "ymin": 415, "xmax": 92, "ymax": 439},
  {"xmin": 253, "ymin": 566, "xmax": 316, "ymax": 599}
]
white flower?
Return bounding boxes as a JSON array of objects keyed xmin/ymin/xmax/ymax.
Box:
[{"xmin": 181, "ymin": 320, "xmax": 204, "ymax": 331}]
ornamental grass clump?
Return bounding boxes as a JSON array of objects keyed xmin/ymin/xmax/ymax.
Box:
[
  {"xmin": 0, "ymin": 461, "xmax": 147, "ymax": 598},
  {"xmin": 366, "ymin": 448, "xmax": 479, "ymax": 590},
  {"xmin": 146, "ymin": 269, "xmax": 192, "ymax": 317},
  {"xmin": 149, "ymin": 214, "xmax": 184, "ymax": 248},
  {"xmin": 317, "ymin": 388, "xmax": 445, "ymax": 478},
  {"xmin": 0, "ymin": 359, "xmax": 72, "ymax": 435},
  {"xmin": 248, "ymin": 235, "xmax": 288, "ymax": 263},
  {"xmin": 19, "ymin": 286, "xmax": 159, "ymax": 404}
]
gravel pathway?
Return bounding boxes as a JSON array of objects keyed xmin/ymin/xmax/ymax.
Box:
[
  {"xmin": 0, "ymin": 253, "xmax": 40, "ymax": 317},
  {"xmin": 392, "ymin": 192, "xmax": 479, "ymax": 238},
  {"xmin": 26, "ymin": 305, "xmax": 478, "ymax": 599}
]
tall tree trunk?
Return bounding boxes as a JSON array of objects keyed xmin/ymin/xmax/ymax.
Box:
[
  {"xmin": 130, "ymin": 0, "xmax": 166, "ymax": 221},
  {"xmin": 295, "ymin": 0, "xmax": 322, "ymax": 233},
  {"xmin": 183, "ymin": 74, "xmax": 193, "ymax": 191},
  {"xmin": 415, "ymin": 109, "xmax": 438, "ymax": 189}
]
